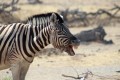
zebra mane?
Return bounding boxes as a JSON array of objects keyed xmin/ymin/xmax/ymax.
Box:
[{"xmin": 27, "ymin": 12, "xmax": 64, "ymax": 23}]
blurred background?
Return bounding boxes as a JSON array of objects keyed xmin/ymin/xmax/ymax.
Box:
[{"xmin": 0, "ymin": 0, "xmax": 120, "ymax": 26}]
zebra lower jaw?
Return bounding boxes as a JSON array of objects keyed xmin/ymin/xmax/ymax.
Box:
[{"xmin": 64, "ymin": 45, "xmax": 75, "ymax": 56}]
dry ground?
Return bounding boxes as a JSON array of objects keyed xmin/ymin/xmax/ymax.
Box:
[{"xmin": 0, "ymin": 0, "xmax": 120, "ymax": 80}]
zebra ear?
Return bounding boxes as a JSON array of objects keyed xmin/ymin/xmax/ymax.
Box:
[{"xmin": 50, "ymin": 13, "xmax": 57, "ymax": 23}]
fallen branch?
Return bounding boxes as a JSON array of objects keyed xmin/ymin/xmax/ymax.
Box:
[
  {"xmin": 62, "ymin": 74, "xmax": 82, "ymax": 79},
  {"xmin": 62, "ymin": 69, "xmax": 93, "ymax": 80},
  {"xmin": 62, "ymin": 67, "xmax": 120, "ymax": 80}
]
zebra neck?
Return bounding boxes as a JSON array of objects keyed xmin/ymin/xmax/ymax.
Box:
[{"xmin": 32, "ymin": 26, "xmax": 51, "ymax": 53}]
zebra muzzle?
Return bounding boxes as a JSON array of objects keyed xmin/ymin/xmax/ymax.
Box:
[{"xmin": 71, "ymin": 39, "xmax": 80, "ymax": 49}]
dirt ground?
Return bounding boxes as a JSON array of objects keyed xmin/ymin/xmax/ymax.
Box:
[{"xmin": 0, "ymin": 0, "xmax": 120, "ymax": 80}]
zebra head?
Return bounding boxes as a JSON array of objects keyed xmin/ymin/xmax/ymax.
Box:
[{"xmin": 50, "ymin": 13, "xmax": 80, "ymax": 56}]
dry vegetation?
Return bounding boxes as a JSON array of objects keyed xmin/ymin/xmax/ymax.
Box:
[{"xmin": 0, "ymin": 0, "xmax": 120, "ymax": 80}]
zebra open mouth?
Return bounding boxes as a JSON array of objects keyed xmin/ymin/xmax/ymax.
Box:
[{"xmin": 65, "ymin": 45, "xmax": 79, "ymax": 56}]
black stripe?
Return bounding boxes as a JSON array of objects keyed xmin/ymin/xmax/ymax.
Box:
[
  {"xmin": 41, "ymin": 32, "xmax": 47, "ymax": 46},
  {"xmin": 0, "ymin": 27, "xmax": 5, "ymax": 34},
  {"xmin": 28, "ymin": 27, "xmax": 35, "ymax": 53},
  {"xmin": 0, "ymin": 27, "xmax": 9, "ymax": 45},
  {"xmin": 0, "ymin": 37, "xmax": 3, "ymax": 47},
  {"xmin": 38, "ymin": 18, "xmax": 41, "ymax": 30},
  {"xmin": 18, "ymin": 24, "xmax": 24, "ymax": 56},
  {"xmin": 35, "ymin": 26, "xmax": 38, "ymax": 36},
  {"xmin": 42, "ymin": 32, "xmax": 49, "ymax": 46},
  {"xmin": 32, "ymin": 40, "xmax": 40, "ymax": 51}
]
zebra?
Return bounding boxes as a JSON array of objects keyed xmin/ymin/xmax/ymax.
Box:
[{"xmin": 0, "ymin": 13, "xmax": 80, "ymax": 80}]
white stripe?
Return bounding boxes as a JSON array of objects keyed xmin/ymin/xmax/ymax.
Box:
[
  {"xmin": 37, "ymin": 18, "xmax": 39, "ymax": 27},
  {"xmin": 33, "ymin": 18, "xmax": 36, "ymax": 26}
]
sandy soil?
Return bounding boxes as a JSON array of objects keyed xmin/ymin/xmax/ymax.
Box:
[{"xmin": 0, "ymin": 0, "xmax": 120, "ymax": 80}]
